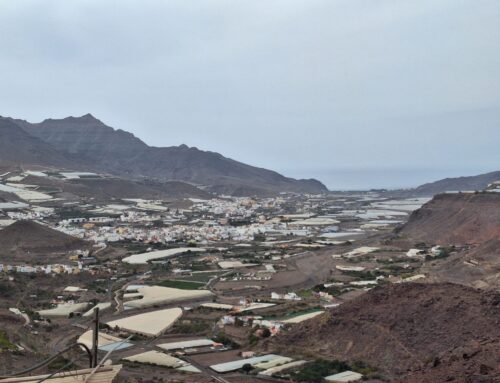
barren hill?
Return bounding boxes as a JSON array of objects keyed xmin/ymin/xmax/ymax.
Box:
[
  {"xmin": 0, "ymin": 118, "xmax": 76, "ymax": 169},
  {"xmin": 7, "ymin": 114, "xmax": 327, "ymax": 196},
  {"xmin": 395, "ymin": 192, "xmax": 500, "ymax": 246},
  {"xmin": 0, "ymin": 220, "xmax": 89, "ymax": 264},
  {"xmin": 266, "ymin": 283, "xmax": 500, "ymax": 381},
  {"xmin": 415, "ymin": 171, "xmax": 500, "ymax": 195},
  {"xmin": 21, "ymin": 175, "xmax": 210, "ymax": 201}
]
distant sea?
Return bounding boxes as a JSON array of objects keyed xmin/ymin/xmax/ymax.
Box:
[{"xmin": 282, "ymin": 168, "xmax": 490, "ymax": 191}]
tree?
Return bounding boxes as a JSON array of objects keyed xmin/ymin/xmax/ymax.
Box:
[
  {"xmin": 242, "ymin": 363, "xmax": 253, "ymax": 374},
  {"xmin": 261, "ymin": 328, "xmax": 271, "ymax": 338}
]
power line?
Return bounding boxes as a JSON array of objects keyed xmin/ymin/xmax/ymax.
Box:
[
  {"xmin": 0, "ymin": 342, "xmax": 93, "ymax": 379},
  {"xmin": 37, "ymin": 354, "xmax": 85, "ymax": 383}
]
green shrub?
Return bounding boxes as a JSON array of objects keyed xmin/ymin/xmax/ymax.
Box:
[
  {"xmin": 292, "ymin": 359, "xmax": 350, "ymax": 383},
  {"xmin": 0, "ymin": 330, "xmax": 16, "ymax": 350}
]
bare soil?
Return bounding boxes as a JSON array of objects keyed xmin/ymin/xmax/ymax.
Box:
[
  {"xmin": 395, "ymin": 192, "xmax": 500, "ymax": 246},
  {"xmin": 264, "ymin": 282, "xmax": 500, "ymax": 381},
  {"xmin": 0, "ymin": 220, "xmax": 89, "ymax": 264}
]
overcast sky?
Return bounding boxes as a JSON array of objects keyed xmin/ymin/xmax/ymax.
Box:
[{"xmin": 1, "ymin": 1, "xmax": 499, "ymax": 188}]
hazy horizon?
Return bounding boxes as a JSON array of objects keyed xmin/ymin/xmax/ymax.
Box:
[
  {"xmin": 283, "ymin": 166, "xmax": 500, "ymax": 191},
  {"xmin": 3, "ymin": 110, "xmax": 500, "ymax": 191},
  {"xmin": 1, "ymin": 0, "xmax": 499, "ymax": 188}
]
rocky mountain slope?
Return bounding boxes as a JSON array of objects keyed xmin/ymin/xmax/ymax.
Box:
[
  {"xmin": 0, "ymin": 220, "xmax": 89, "ymax": 264},
  {"xmin": 395, "ymin": 192, "xmax": 500, "ymax": 246},
  {"xmin": 266, "ymin": 283, "xmax": 500, "ymax": 381},
  {"xmin": 415, "ymin": 171, "xmax": 500, "ymax": 195},
  {"xmin": 424, "ymin": 237, "xmax": 500, "ymax": 290},
  {"xmin": 20, "ymin": 175, "xmax": 210, "ymax": 201},
  {"xmin": 4, "ymin": 114, "xmax": 327, "ymax": 196},
  {"xmin": 395, "ymin": 191, "xmax": 500, "ymax": 291},
  {"xmin": 0, "ymin": 118, "xmax": 77, "ymax": 169}
]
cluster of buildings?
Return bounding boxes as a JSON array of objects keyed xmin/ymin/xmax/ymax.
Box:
[
  {"xmin": 1, "ymin": 263, "xmax": 80, "ymax": 274},
  {"xmin": 54, "ymin": 197, "xmax": 307, "ymax": 245}
]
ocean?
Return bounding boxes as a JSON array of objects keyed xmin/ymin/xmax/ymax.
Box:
[{"xmin": 282, "ymin": 168, "xmax": 490, "ymax": 191}]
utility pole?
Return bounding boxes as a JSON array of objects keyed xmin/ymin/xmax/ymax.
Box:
[{"xmin": 91, "ymin": 307, "xmax": 100, "ymax": 367}]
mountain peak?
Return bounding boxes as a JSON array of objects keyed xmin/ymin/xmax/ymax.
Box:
[
  {"xmin": 40, "ymin": 113, "xmax": 103, "ymax": 126},
  {"xmin": 66, "ymin": 113, "xmax": 103, "ymax": 124},
  {"xmin": 80, "ymin": 113, "xmax": 98, "ymax": 121},
  {"xmin": 9, "ymin": 114, "xmax": 328, "ymax": 196}
]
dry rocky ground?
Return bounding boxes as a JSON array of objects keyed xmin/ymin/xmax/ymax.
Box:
[
  {"xmin": 265, "ymin": 283, "xmax": 500, "ymax": 382},
  {"xmin": 0, "ymin": 220, "xmax": 89, "ymax": 264},
  {"xmin": 395, "ymin": 192, "xmax": 500, "ymax": 246}
]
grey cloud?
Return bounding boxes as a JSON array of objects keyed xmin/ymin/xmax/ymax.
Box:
[{"xmin": 0, "ymin": 0, "xmax": 499, "ymax": 188}]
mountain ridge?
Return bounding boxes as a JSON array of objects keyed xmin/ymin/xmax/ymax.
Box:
[
  {"xmin": 1, "ymin": 114, "xmax": 328, "ymax": 196},
  {"xmin": 414, "ymin": 170, "xmax": 500, "ymax": 195},
  {"xmin": 395, "ymin": 192, "xmax": 500, "ymax": 246},
  {"xmin": 0, "ymin": 118, "xmax": 79, "ymax": 169}
]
